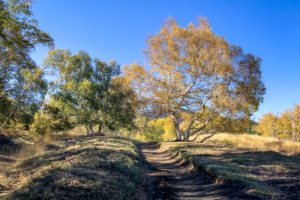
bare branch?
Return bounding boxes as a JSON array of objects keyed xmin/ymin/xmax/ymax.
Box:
[{"xmin": 191, "ymin": 118, "xmax": 230, "ymax": 142}]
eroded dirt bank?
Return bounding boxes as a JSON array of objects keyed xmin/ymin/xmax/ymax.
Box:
[{"xmin": 137, "ymin": 142, "xmax": 252, "ymax": 200}]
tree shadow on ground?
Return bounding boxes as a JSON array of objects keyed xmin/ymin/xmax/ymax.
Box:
[
  {"xmin": 174, "ymin": 144, "xmax": 300, "ymax": 199},
  {"xmin": 139, "ymin": 142, "xmax": 253, "ymax": 200},
  {"xmin": 3, "ymin": 137, "xmax": 143, "ymax": 200}
]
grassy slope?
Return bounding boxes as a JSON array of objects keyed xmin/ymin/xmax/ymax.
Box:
[
  {"xmin": 160, "ymin": 134, "xmax": 300, "ymax": 199},
  {"xmin": 0, "ymin": 135, "xmax": 144, "ymax": 200}
]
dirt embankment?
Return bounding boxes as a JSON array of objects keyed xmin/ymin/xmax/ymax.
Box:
[{"xmin": 1, "ymin": 136, "xmax": 144, "ymax": 200}]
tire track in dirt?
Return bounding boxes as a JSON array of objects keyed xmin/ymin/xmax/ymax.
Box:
[{"xmin": 137, "ymin": 142, "xmax": 247, "ymax": 200}]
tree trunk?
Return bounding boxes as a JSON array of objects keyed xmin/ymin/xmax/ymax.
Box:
[
  {"xmin": 0, "ymin": 129, "xmax": 5, "ymax": 150},
  {"xmin": 98, "ymin": 125, "xmax": 102, "ymax": 132},
  {"xmin": 171, "ymin": 114, "xmax": 182, "ymax": 141},
  {"xmin": 182, "ymin": 120, "xmax": 195, "ymax": 141},
  {"xmin": 183, "ymin": 133, "xmax": 189, "ymax": 141},
  {"xmin": 89, "ymin": 124, "xmax": 94, "ymax": 134},
  {"xmin": 85, "ymin": 125, "xmax": 90, "ymax": 135}
]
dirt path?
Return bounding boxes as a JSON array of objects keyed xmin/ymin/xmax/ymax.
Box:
[{"xmin": 137, "ymin": 142, "xmax": 247, "ymax": 200}]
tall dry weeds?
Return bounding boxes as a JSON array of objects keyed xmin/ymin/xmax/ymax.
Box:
[{"xmin": 195, "ymin": 133, "xmax": 300, "ymax": 156}]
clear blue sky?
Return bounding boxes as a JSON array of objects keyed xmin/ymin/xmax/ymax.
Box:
[{"xmin": 30, "ymin": 0, "xmax": 300, "ymax": 121}]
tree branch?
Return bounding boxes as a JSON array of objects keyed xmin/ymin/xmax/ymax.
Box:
[
  {"xmin": 191, "ymin": 118, "xmax": 230, "ymax": 142},
  {"xmin": 0, "ymin": 66, "xmax": 47, "ymax": 131}
]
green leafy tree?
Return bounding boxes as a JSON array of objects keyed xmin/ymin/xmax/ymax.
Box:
[
  {"xmin": 44, "ymin": 48, "xmax": 136, "ymax": 134},
  {"xmin": 0, "ymin": 0, "xmax": 53, "ymax": 136},
  {"xmin": 44, "ymin": 104, "xmax": 74, "ymax": 133}
]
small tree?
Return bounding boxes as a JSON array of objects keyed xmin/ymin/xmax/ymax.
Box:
[
  {"xmin": 281, "ymin": 104, "xmax": 300, "ymax": 141},
  {"xmin": 124, "ymin": 16, "xmax": 266, "ymax": 142},
  {"xmin": 30, "ymin": 111, "xmax": 51, "ymax": 137},
  {"xmin": 257, "ymin": 104, "xmax": 300, "ymax": 141},
  {"xmin": 255, "ymin": 112, "xmax": 280, "ymax": 137}
]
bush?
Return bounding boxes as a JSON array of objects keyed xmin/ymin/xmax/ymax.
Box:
[
  {"xmin": 144, "ymin": 121, "xmax": 164, "ymax": 142},
  {"xmin": 30, "ymin": 106, "xmax": 73, "ymax": 137},
  {"xmin": 161, "ymin": 117, "xmax": 176, "ymax": 141},
  {"xmin": 30, "ymin": 111, "xmax": 51, "ymax": 136}
]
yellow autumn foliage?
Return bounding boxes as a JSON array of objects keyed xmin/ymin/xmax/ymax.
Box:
[
  {"xmin": 158, "ymin": 117, "xmax": 176, "ymax": 141},
  {"xmin": 132, "ymin": 117, "xmax": 176, "ymax": 141},
  {"xmin": 123, "ymin": 16, "xmax": 265, "ymax": 142},
  {"xmin": 255, "ymin": 103, "xmax": 300, "ymax": 141}
]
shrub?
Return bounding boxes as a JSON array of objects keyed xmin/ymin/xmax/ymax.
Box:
[
  {"xmin": 144, "ymin": 120, "xmax": 165, "ymax": 142},
  {"xmin": 161, "ymin": 117, "xmax": 176, "ymax": 141},
  {"xmin": 30, "ymin": 111, "xmax": 51, "ymax": 136},
  {"xmin": 30, "ymin": 105, "xmax": 74, "ymax": 137}
]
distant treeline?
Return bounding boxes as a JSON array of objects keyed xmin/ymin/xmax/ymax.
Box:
[{"xmin": 254, "ymin": 104, "xmax": 300, "ymax": 142}]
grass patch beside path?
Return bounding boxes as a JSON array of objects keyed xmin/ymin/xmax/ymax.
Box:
[
  {"xmin": 161, "ymin": 142, "xmax": 300, "ymax": 199},
  {"xmin": 196, "ymin": 133, "xmax": 300, "ymax": 156},
  {"xmin": 1, "ymin": 136, "xmax": 144, "ymax": 200}
]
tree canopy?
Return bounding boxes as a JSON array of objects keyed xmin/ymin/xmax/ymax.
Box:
[
  {"xmin": 124, "ymin": 16, "xmax": 266, "ymax": 141},
  {"xmin": 0, "ymin": 1, "xmax": 269, "ymax": 145},
  {"xmin": 43, "ymin": 48, "xmax": 136, "ymax": 134},
  {"xmin": 0, "ymin": 0, "xmax": 53, "ymax": 133},
  {"xmin": 0, "ymin": 0, "xmax": 53, "ymax": 97}
]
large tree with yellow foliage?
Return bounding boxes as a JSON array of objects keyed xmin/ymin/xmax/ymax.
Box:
[{"xmin": 124, "ymin": 16, "xmax": 266, "ymax": 142}]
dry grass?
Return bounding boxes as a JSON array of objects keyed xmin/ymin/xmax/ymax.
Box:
[
  {"xmin": 160, "ymin": 136, "xmax": 300, "ymax": 199},
  {"xmin": 193, "ymin": 133, "xmax": 300, "ymax": 156},
  {"xmin": 0, "ymin": 141, "xmax": 47, "ymax": 196},
  {"xmin": 0, "ymin": 130, "xmax": 65, "ymax": 191},
  {"xmin": 0, "ymin": 127, "xmax": 88, "ymax": 188},
  {"xmin": 0, "ymin": 132, "xmax": 144, "ymax": 199}
]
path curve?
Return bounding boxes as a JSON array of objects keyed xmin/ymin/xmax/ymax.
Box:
[{"xmin": 137, "ymin": 142, "xmax": 246, "ymax": 200}]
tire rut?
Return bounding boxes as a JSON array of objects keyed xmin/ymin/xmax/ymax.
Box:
[{"xmin": 137, "ymin": 142, "xmax": 247, "ymax": 200}]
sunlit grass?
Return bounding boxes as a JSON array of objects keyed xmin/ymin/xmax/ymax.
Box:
[
  {"xmin": 160, "ymin": 134, "xmax": 300, "ymax": 199},
  {"xmin": 194, "ymin": 133, "xmax": 300, "ymax": 156},
  {"xmin": 0, "ymin": 134, "xmax": 144, "ymax": 199}
]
